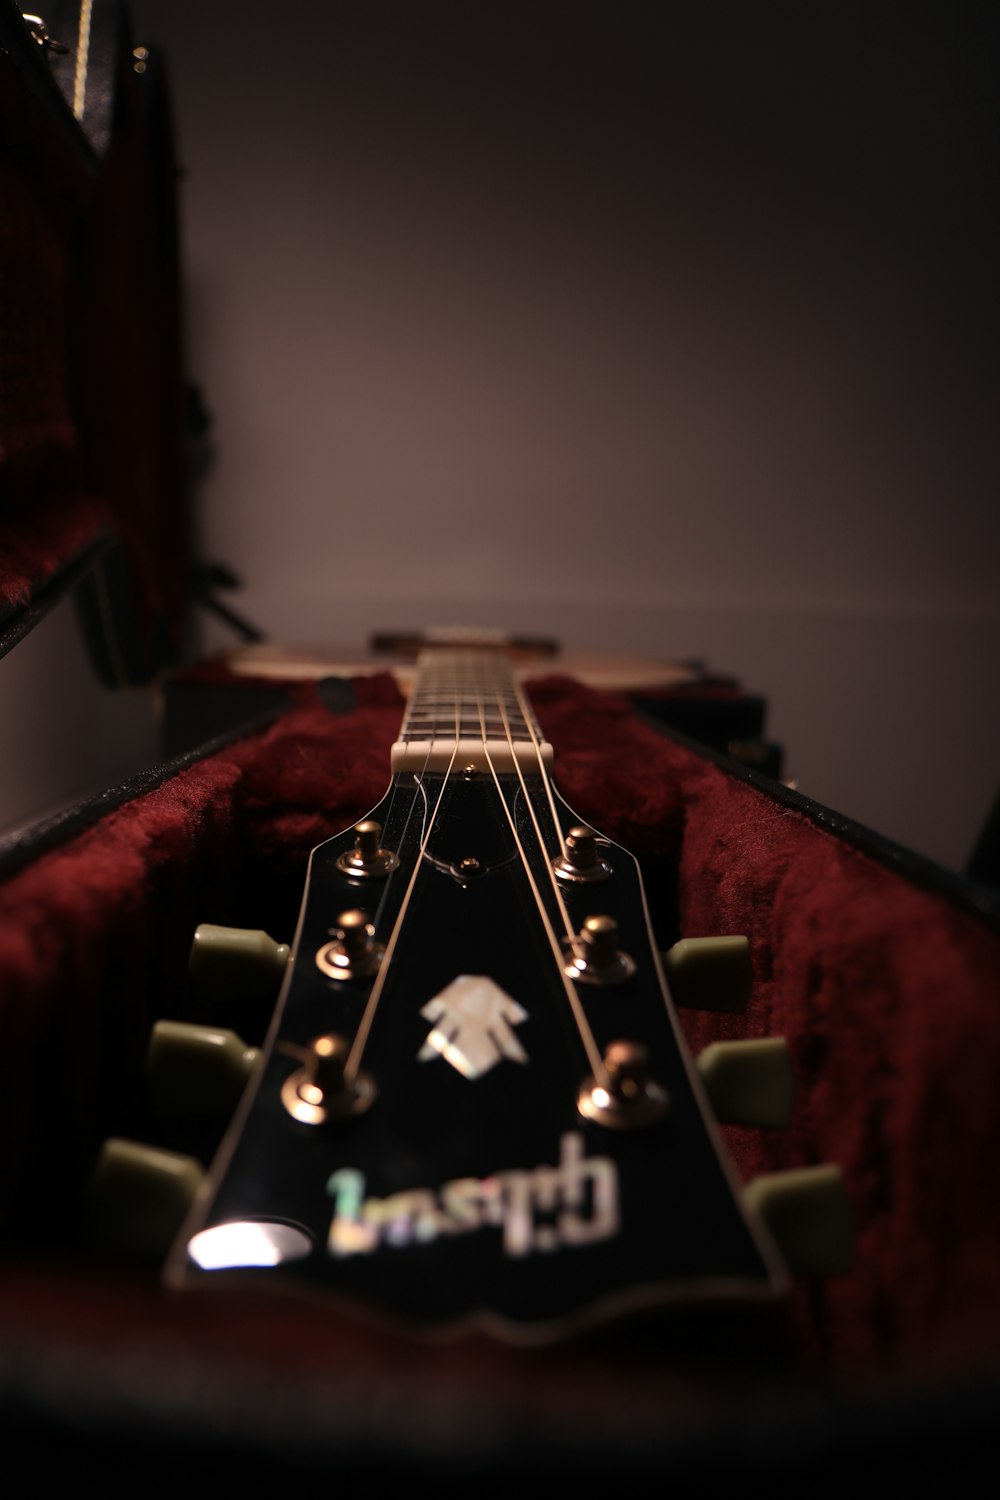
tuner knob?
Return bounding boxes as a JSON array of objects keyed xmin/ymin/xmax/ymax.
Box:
[
  {"xmin": 744, "ymin": 1164, "xmax": 853, "ymax": 1277},
  {"xmin": 696, "ymin": 1037, "xmax": 794, "ymax": 1128},
  {"xmin": 315, "ymin": 909, "xmax": 385, "ymax": 981},
  {"xmin": 336, "ymin": 820, "xmax": 399, "ymax": 878},
  {"xmin": 87, "ymin": 1139, "xmax": 204, "ymax": 1259},
  {"xmin": 189, "ymin": 925, "xmax": 290, "ymax": 1005},
  {"xmin": 662, "ymin": 936, "xmax": 752, "ymax": 1013},
  {"xmin": 145, "ymin": 1021, "xmax": 259, "ymax": 1115},
  {"xmin": 564, "ymin": 916, "xmax": 636, "ymax": 986}
]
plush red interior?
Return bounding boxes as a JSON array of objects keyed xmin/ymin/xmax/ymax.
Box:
[{"xmin": 0, "ymin": 670, "xmax": 997, "ymax": 1403}]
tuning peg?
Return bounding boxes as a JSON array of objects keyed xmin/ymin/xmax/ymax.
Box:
[
  {"xmin": 661, "ymin": 935, "xmax": 752, "ymax": 1013},
  {"xmin": 564, "ymin": 915, "xmax": 636, "ymax": 986},
  {"xmin": 146, "ymin": 1021, "xmax": 259, "ymax": 1115},
  {"xmin": 315, "ymin": 910, "xmax": 385, "ymax": 982},
  {"xmin": 189, "ymin": 924, "xmax": 290, "ymax": 1004},
  {"xmin": 578, "ymin": 1039, "xmax": 670, "ymax": 1129},
  {"xmin": 696, "ymin": 1037, "xmax": 794, "ymax": 1128},
  {"xmin": 280, "ymin": 1033, "xmax": 376, "ymax": 1124},
  {"xmin": 554, "ymin": 826, "xmax": 611, "ymax": 884},
  {"xmin": 744, "ymin": 1164, "xmax": 853, "ymax": 1277},
  {"xmin": 87, "ymin": 1139, "xmax": 204, "ymax": 1259},
  {"xmin": 336, "ymin": 820, "xmax": 399, "ymax": 878}
]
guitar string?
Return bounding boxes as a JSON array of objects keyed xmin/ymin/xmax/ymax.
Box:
[
  {"xmin": 455, "ymin": 650, "xmax": 588, "ymax": 954},
  {"xmin": 277, "ymin": 664, "xmax": 439, "ymax": 1072},
  {"xmin": 343, "ymin": 656, "xmax": 463, "ymax": 1082},
  {"xmin": 507, "ymin": 669, "xmax": 573, "ymax": 868},
  {"xmin": 73, "ymin": 0, "xmax": 94, "ymax": 121},
  {"xmin": 473, "ymin": 659, "xmax": 608, "ymax": 1083},
  {"xmin": 364, "ymin": 660, "xmax": 446, "ymax": 936},
  {"xmin": 492, "ymin": 668, "xmax": 578, "ymax": 943},
  {"xmin": 346, "ymin": 649, "xmax": 606, "ymax": 1084},
  {"xmin": 498, "ymin": 664, "xmax": 625, "ymax": 1038},
  {"xmin": 485, "ymin": 654, "xmax": 611, "ymax": 1052}
]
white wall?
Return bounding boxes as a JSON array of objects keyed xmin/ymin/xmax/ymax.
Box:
[{"xmin": 2, "ymin": 5, "xmax": 996, "ymax": 869}]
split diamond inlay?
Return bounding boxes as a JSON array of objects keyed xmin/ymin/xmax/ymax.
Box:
[{"xmin": 418, "ymin": 976, "xmax": 529, "ymax": 1079}]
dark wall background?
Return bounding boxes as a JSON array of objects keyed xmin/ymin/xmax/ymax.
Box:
[{"xmin": 3, "ymin": 3, "xmax": 996, "ymax": 866}]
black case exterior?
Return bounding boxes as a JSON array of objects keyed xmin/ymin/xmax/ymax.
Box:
[{"xmin": 0, "ymin": 0, "xmax": 188, "ymax": 686}]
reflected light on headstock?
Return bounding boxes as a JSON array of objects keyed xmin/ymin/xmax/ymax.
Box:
[{"xmin": 188, "ymin": 1220, "xmax": 313, "ymax": 1270}]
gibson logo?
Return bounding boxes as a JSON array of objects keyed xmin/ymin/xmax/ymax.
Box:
[{"xmin": 325, "ymin": 1132, "xmax": 619, "ymax": 1259}]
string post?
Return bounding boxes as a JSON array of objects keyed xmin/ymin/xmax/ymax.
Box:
[
  {"xmin": 315, "ymin": 910, "xmax": 385, "ymax": 981},
  {"xmin": 281, "ymin": 1033, "xmax": 377, "ymax": 1125},
  {"xmin": 578, "ymin": 1039, "xmax": 670, "ymax": 1130},
  {"xmin": 555, "ymin": 826, "xmax": 612, "ymax": 884},
  {"xmin": 564, "ymin": 915, "xmax": 637, "ymax": 986},
  {"xmin": 337, "ymin": 821, "xmax": 399, "ymax": 879}
]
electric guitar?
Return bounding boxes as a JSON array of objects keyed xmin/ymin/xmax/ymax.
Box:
[{"xmin": 92, "ymin": 636, "xmax": 850, "ymax": 1342}]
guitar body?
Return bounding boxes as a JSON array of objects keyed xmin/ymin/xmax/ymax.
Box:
[
  {"xmin": 222, "ymin": 636, "xmax": 698, "ymax": 694},
  {"xmin": 162, "ymin": 643, "xmax": 787, "ymax": 1339}
]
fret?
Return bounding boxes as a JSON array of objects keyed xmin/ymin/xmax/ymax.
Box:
[{"xmin": 391, "ymin": 649, "xmax": 554, "ymax": 774}]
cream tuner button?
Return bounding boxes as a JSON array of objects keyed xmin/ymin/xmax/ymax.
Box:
[
  {"xmin": 189, "ymin": 924, "xmax": 290, "ymax": 1004},
  {"xmin": 145, "ymin": 1020, "xmax": 259, "ymax": 1115},
  {"xmin": 696, "ymin": 1037, "xmax": 794, "ymax": 1128},
  {"xmin": 662, "ymin": 935, "xmax": 752, "ymax": 1013},
  {"xmin": 744, "ymin": 1163, "xmax": 853, "ymax": 1277},
  {"xmin": 87, "ymin": 1139, "xmax": 204, "ymax": 1259}
]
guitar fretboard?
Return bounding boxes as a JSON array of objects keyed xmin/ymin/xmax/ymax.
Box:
[{"xmin": 390, "ymin": 650, "xmax": 553, "ymax": 774}]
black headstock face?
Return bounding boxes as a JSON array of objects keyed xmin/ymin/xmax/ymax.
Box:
[{"xmin": 168, "ymin": 767, "xmax": 784, "ymax": 1340}]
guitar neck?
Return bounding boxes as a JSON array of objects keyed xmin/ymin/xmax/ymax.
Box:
[{"xmin": 391, "ymin": 648, "xmax": 553, "ymax": 774}]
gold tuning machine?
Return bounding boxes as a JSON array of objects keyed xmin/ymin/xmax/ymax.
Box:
[
  {"xmin": 281, "ymin": 1033, "xmax": 376, "ymax": 1125},
  {"xmin": 565, "ymin": 915, "xmax": 636, "ymax": 986},
  {"xmin": 315, "ymin": 909, "xmax": 385, "ymax": 981},
  {"xmin": 336, "ymin": 820, "xmax": 398, "ymax": 879},
  {"xmin": 554, "ymin": 827, "xmax": 611, "ymax": 884},
  {"xmin": 578, "ymin": 1040, "xmax": 669, "ymax": 1129}
]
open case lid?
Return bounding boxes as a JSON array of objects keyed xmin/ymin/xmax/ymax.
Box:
[{"xmin": 0, "ymin": 0, "xmax": 188, "ymax": 685}]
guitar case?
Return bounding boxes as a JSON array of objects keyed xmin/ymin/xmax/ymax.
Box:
[{"xmin": 1, "ymin": 1, "xmax": 998, "ymax": 1482}]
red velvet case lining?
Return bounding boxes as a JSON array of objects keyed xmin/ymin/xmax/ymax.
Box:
[{"xmin": 0, "ymin": 671, "xmax": 997, "ymax": 1387}]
